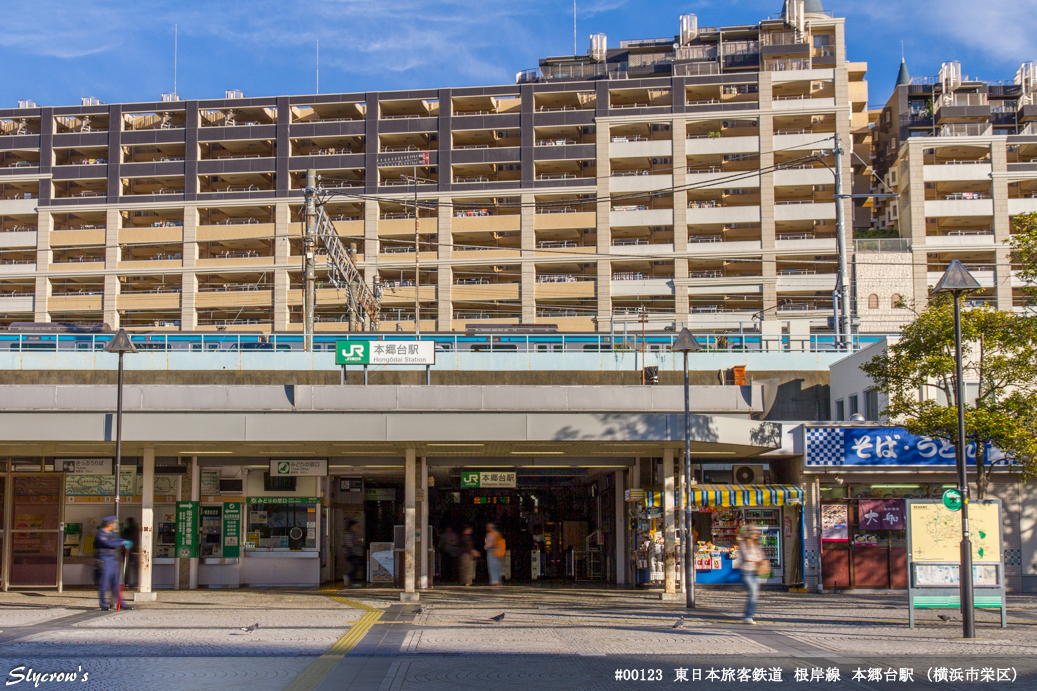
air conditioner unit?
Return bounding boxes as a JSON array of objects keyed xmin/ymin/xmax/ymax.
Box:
[{"xmin": 732, "ymin": 464, "xmax": 765, "ymax": 484}]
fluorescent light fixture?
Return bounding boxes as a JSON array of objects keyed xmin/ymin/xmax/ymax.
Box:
[
  {"xmin": 687, "ymin": 451, "xmax": 736, "ymax": 456},
  {"xmin": 364, "ymin": 465, "xmax": 405, "ymax": 468},
  {"xmin": 427, "ymin": 443, "xmax": 485, "ymax": 448},
  {"xmin": 179, "ymin": 451, "xmax": 233, "ymax": 455},
  {"xmin": 869, "ymin": 484, "xmax": 922, "ymax": 489},
  {"xmin": 579, "ymin": 465, "xmax": 629, "ymax": 468},
  {"xmin": 510, "ymin": 451, "xmax": 566, "ymax": 455}
]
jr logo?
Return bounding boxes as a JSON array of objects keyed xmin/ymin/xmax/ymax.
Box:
[
  {"xmin": 342, "ymin": 344, "xmax": 365, "ymax": 358},
  {"xmin": 461, "ymin": 472, "xmax": 480, "ymax": 487},
  {"xmin": 277, "ymin": 461, "xmax": 291, "ymax": 474}
]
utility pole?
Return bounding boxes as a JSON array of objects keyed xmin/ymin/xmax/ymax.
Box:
[
  {"xmin": 833, "ymin": 134, "xmax": 851, "ymax": 349},
  {"xmin": 304, "ymin": 169, "xmax": 317, "ymax": 351}
]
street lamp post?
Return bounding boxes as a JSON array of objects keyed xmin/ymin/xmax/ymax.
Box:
[
  {"xmin": 671, "ymin": 328, "xmax": 702, "ymax": 609},
  {"xmin": 104, "ymin": 329, "xmax": 138, "ymax": 525},
  {"xmin": 931, "ymin": 259, "xmax": 982, "ymax": 640}
]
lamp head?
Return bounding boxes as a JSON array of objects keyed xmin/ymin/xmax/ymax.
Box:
[
  {"xmin": 931, "ymin": 259, "xmax": 982, "ymax": 296},
  {"xmin": 671, "ymin": 328, "xmax": 702, "ymax": 353},
  {"xmin": 103, "ymin": 328, "xmax": 138, "ymax": 354}
]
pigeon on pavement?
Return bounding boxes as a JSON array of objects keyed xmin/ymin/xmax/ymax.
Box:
[
  {"xmin": 938, "ymin": 614, "xmax": 952, "ymax": 622},
  {"xmin": 414, "ymin": 606, "xmax": 426, "ymax": 614},
  {"xmin": 240, "ymin": 623, "xmax": 259, "ymax": 634},
  {"xmin": 673, "ymin": 616, "xmax": 685, "ymax": 629},
  {"xmin": 490, "ymin": 613, "xmax": 505, "ymax": 623}
]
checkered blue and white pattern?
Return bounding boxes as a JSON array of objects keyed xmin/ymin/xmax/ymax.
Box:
[
  {"xmin": 1005, "ymin": 549, "xmax": 1022, "ymax": 567},
  {"xmin": 806, "ymin": 427, "xmax": 845, "ymax": 466}
]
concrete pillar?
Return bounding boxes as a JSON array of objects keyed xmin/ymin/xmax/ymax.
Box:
[
  {"xmin": 672, "ymin": 117, "xmax": 689, "ymax": 324},
  {"xmin": 596, "ymin": 123, "xmax": 612, "ymax": 331},
  {"xmin": 135, "ymin": 447, "xmax": 157, "ymax": 601},
  {"xmin": 181, "ymin": 206, "xmax": 198, "ymax": 329},
  {"xmin": 677, "ymin": 458, "xmax": 686, "ymax": 594},
  {"xmin": 990, "ymin": 141, "xmax": 1013, "ymax": 311},
  {"xmin": 363, "ymin": 198, "xmax": 380, "ymax": 294},
  {"xmin": 103, "ymin": 208, "xmax": 121, "ymax": 328},
  {"xmin": 402, "ymin": 448, "xmax": 418, "ymax": 601},
  {"xmin": 33, "ymin": 209, "xmax": 52, "ymax": 321},
  {"xmin": 273, "ymin": 201, "xmax": 291, "ymax": 331},
  {"xmin": 614, "ymin": 469, "xmax": 626, "ymax": 585},
  {"xmin": 662, "ymin": 448, "xmax": 676, "ymax": 595},
  {"xmin": 520, "ymin": 192, "xmax": 536, "ymax": 323},
  {"xmin": 437, "ymin": 202, "xmax": 453, "ymax": 331},
  {"xmin": 178, "ymin": 457, "xmax": 199, "ymax": 590},
  {"xmin": 758, "ymin": 73, "xmax": 777, "ymax": 318},
  {"xmin": 420, "ymin": 456, "xmax": 429, "ymax": 589}
]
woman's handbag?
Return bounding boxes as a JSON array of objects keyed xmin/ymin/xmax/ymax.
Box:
[{"xmin": 755, "ymin": 558, "xmax": 772, "ymax": 578}]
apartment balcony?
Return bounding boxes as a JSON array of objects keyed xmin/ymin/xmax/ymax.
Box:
[
  {"xmin": 609, "ymin": 207, "xmax": 673, "ymax": 227},
  {"xmin": 119, "ymin": 258, "xmax": 183, "ymax": 271},
  {"xmin": 0, "ymin": 230, "xmax": 36, "ymax": 249},
  {"xmin": 685, "ymin": 203, "xmax": 760, "ymax": 225},
  {"xmin": 684, "ymin": 170, "xmax": 761, "ymax": 190},
  {"xmin": 0, "ymin": 295, "xmax": 33, "ymax": 312},
  {"xmin": 772, "ymin": 95, "xmax": 836, "ymax": 111},
  {"xmin": 0, "ymin": 198, "xmax": 38, "ymax": 215},
  {"xmin": 775, "ymin": 272, "xmax": 837, "ymax": 292},
  {"xmin": 533, "ymin": 278, "xmax": 595, "ymax": 299},
  {"xmin": 116, "ymin": 292, "xmax": 182, "ymax": 311},
  {"xmin": 686, "ymin": 238, "xmax": 762, "ymax": 255},
  {"xmin": 196, "ymin": 223, "xmax": 276, "ymax": 242},
  {"xmin": 609, "ymin": 173, "xmax": 673, "ymax": 193},
  {"xmin": 773, "ymin": 167, "xmax": 832, "ymax": 186},
  {"xmin": 119, "ymin": 226, "xmax": 184, "ymax": 244},
  {"xmin": 924, "ymin": 231, "xmax": 996, "ymax": 251},
  {"xmin": 49, "ymin": 260, "xmax": 104, "ymax": 273},
  {"xmin": 935, "ymin": 96, "xmax": 990, "ymax": 124},
  {"xmin": 685, "ymin": 135, "xmax": 759, "ymax": 156},
  {"xmin": 1008, "ymin": 197, "xmax": 1037, "ymax": 215},
  {"xmin": 774, "ymin": 202, "xmax": 836, "ymax": 222},
  {"xmin": 0, "ymin": 259, "xmax": 35, "ymax": 275},
  {"xmin": 378, "ymin": 217, "xmax": 438, "ymax": 235},
  {"xmin": 610, "ymin": 239, "xmax": 674, "ymax": 255},
  {"xmin": 927, "ymin": 270, "xmax": 996, "ymax": 289},
  {"xmin": 50, "ymin": 229, "xmax": 105, "ymax": 248},
  {"xmin": 774, "ymin": 237, "xmax": 837, "ymax": 253},
  {"xmin": 610, "ymin": 276, "xmax": 674, "ymax": 297},
  {"xmin": 195, "ymin": 290, "xmax": 273, "ymax": 309},
  {"xmin": 377, "ymin": 285, "xmax": 438, "ymax": 305},
  {"xmin": 450, "ymin": 283, "xmax": 520, "ymax": 301},
  {"xmin": 196, "ymin": 254, "xmax": 272, "ymax": 268},
  {"xmin": 451, "ymin": 214, "xmax": 520, "ymax": 233},
  {"xmin": 924, "ymin": 197, "xmax": 994, "ymax": 217},
  {"xmin": 533, "ymin": 210, "xmax": 596, "ymax": 230},
  {"xmin": 47, "ymin": 294, "xmax": 102, "ymax": 311},
  {"xmin": 771, "ymin": 132, "xmax": 835, "ymax": 151},
  {"xmin": 610, "ymin": 138, "xmax": 672, "ymax": 159},
  {"xmin": 923, "ymin": 163, "xmax": 993, "ymax": 182}
]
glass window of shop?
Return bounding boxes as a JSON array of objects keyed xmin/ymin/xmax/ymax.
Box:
[{"xmin": 246, "ymin": 500, "xmax": 319, "ymax": 551}]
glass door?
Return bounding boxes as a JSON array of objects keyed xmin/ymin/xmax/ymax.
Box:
[{"xmin": 8, "ymin": 474, "xmax": 63, "ymax": 588}]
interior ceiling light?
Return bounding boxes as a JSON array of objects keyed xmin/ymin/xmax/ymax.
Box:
[
  {"xmin": 510, "ymin": 451, "xmax": 566, "ymax": 455},
  {"xmin": 427, "ymin": 443, "xmax": 484, "ymax": 447},
  {"xmin": 179, "ymin": 451, "xmax": 233, "ymax": 455}
]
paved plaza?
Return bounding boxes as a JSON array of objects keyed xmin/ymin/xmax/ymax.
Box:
[{"xmin": 0, "ymin": 586, "xmax": 1034, "ymax": 690}]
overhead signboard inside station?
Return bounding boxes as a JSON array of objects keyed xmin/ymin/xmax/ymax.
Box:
[
  {"xmin": 269, "ymin": 459, "xmax": 328, "ymax": 477},
  {"xmin": 335, "ymin": 340, "xmax": 436, "ymax": 366}
]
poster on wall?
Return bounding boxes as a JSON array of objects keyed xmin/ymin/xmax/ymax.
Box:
[{"xmin": 821, "ymin": 504, "xmax": 848, "ymax": 541}]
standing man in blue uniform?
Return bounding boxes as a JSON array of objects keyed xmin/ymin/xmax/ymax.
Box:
[{"xmin": 95, "ymin": 516, "xmax": 124, "ymax": 611}]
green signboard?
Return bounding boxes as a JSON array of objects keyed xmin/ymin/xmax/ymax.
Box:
[
  {"xmin": 247, "ymin": 497, "xmax": 321, "ymax": 505},
  {"xmin": 942, "ymin": 488, "xmax": 963, "ymax": 511},
  {"xmin": 461, "ymin": 471, "xmax": 517, "ymax": 489},
  {"xmin": 175, "ymin": 501, "xmax": 199, "ymax": 558},
  {"xmin": 223, "ymin": 502, "xmax": 241, "ymax": 558}
]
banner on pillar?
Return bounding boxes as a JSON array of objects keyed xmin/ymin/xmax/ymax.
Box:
[
  {"xmin": 175, "ymin": 501, "xmax": 199, "ymax": 558},
  {"xmin": 222, "ymin": 502, "xmax": 241, "ymax": 558}
]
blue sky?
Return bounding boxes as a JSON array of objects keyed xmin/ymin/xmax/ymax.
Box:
[{"xmin": 1, "ymin": 0, "xmax": 1035, "ymax": 108}]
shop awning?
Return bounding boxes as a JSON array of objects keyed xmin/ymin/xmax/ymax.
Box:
[{"xmin": 690, "ymin": 484, "xmax": 803, "ymax": 507}]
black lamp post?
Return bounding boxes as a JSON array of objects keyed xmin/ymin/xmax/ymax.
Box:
[
  {"xmin": 931, "ymin": 259, "xmax": 982, "ymax": 639},
  {"xmin": 671, "ymin": 328, "xmax": 701, "ymax": 609},
  {"xmin": 104, "ymin": 329, "xmax": 138, "ymax": 524}
]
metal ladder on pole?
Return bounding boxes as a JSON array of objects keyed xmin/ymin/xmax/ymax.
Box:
[{"xmin": 313, "ymin": 204, "xmax": 380, "ymax": 330}]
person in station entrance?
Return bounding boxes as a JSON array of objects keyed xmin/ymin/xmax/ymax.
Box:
[
  {"xmin": 94, "ymin": 516, "xmax": 124, "ymax": 611},
  {"xmin": 733, "ymin": 525, "xmax": 765, "ymax": 624},
  {"xmin": 484, "ymin": 523, "xmax": 505, "ymax": 586},
  {"xmin": 121, "ymin": 517, "xmax": 141, "ymax": 589},
  {"xmin": 460, "ymin": 526, "xmax": 478, "ymax": 586},
  {"xmin": 439, "ymin": 527, "xmax": 460, "ymax": 584},
  {"xmin": 342, "ymin": 519, "xmax": 365, "ymax": 587}
]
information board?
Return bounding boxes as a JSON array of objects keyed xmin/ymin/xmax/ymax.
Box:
[
  {"xmin": 222, "ymin": 502, "xmax": 241, "ymax": 558},
  {"xmin": 908, "ymin": 500, "xmax": 1002, "ymax": 564},
  {"xmin": 175, "ymin": 501, "xmax": 199, "ymax": 558},
  {"xmin": 336, "ymin": 340, "xmax": 435, "ymax": 365}
]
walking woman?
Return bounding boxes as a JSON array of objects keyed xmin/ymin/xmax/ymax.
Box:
[
  {"xmin": 459, "ymin": 526, "xmax": 478, "ymax": 586},
  {"xmin": 734, "ymin": 525, "xmax": 766, "ymax": 624}
]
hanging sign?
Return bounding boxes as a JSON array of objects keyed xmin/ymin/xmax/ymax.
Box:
[
  {"xmin": 61, "ymin": 459, "xmax": 113, "ymax": 475},
  {"xmin": 222, "ymin": 502, "xmax": 241, "ymax": 558},
  {"xmin": 175, "ymin": 501, "xmax": 199, "ymax": 558},
  {"xmin": 461, "ymin": 471, "xmax": 517, "ymax": 489},
  {"xmin": 270, "ymin": 459, "xmax": 327, "ymax": 477},
  {"xmin": 336, "ymin": 340, "xmax": 436, "ymax": 366}
]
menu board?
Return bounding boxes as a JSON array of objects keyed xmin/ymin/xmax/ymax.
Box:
[{"xmin": 821, "ymin": 504, "xmax": 848, "ymax": 541}]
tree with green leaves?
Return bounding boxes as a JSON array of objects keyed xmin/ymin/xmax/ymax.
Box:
[
  {"xmin": 1009, "ymin": 211, "xmax": 1037, "ymax": 308},
  {"xmin": 860, "ymin": 299, "xmax": 1037, "ymax": 498}
]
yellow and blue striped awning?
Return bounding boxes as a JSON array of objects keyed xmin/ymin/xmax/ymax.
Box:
[{"xmin": 690, "ymin": 483, "xmax": 803, "ymax": 507}]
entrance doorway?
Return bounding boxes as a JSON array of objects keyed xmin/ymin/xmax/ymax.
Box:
[{"xmin": 3, "ymin": 473, "xmax": 64, "ymax": 590}]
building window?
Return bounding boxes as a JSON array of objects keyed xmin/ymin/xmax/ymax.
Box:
[
  {"xmin": 848, "ymin": 394, "xmax": 859, "ymax": 416},
  {"xmin": 835, "ymin": 399, "xmax": 845, "ymax": 421},
  {"xmin": 864, "ymin": 388, "xmax": 879, "ymax": 422},
  {"xmin": 891, "ymin": 293, "xmax": 902, "ymax": 308},
  {"xmin": 868, "ymin": 294, "xmax": 879, "ymax": 309}
]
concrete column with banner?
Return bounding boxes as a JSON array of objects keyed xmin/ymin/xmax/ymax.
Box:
[
  {"xmin": 662, "ymin": 448, "xmax": 677, "ymax": 597},
  {"xmin": 402, "ymin": 448, "xmax": 418, "ymax": 601},
  {"xmin": 420, "ymin": 456, "xmax": 429, "ymax": 590},
  {"xmin": 614, "ymin": 470, "xmax": 626, "ymax": 585},
  {"xmin": 177, "ymin": 457, "xmax": 199, "ymax": 590},
  {"xmin": 135, "ymin": 448, "xmax": 157, "ymax": 601}
]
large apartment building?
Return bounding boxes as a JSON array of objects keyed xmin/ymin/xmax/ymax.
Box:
[
  {"xmin": 868, "ymin": 59, "xmax": 1037, "ymax": 322},
  {"xmin": 0, "ymin": 0, "xmax": 868, "ymax": 333}
]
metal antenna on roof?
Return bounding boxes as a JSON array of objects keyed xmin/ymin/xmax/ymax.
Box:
[
  {"xmin": 174, "ymin": 24, "xmax": 178, "ymax": 97},
  {"xmin": 316, "ymin": 40, "xmax": 320, "ymax": 94},
  {"xmin": 573, "ymin": 0, "xmax": 577, "ymax": 56}
]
